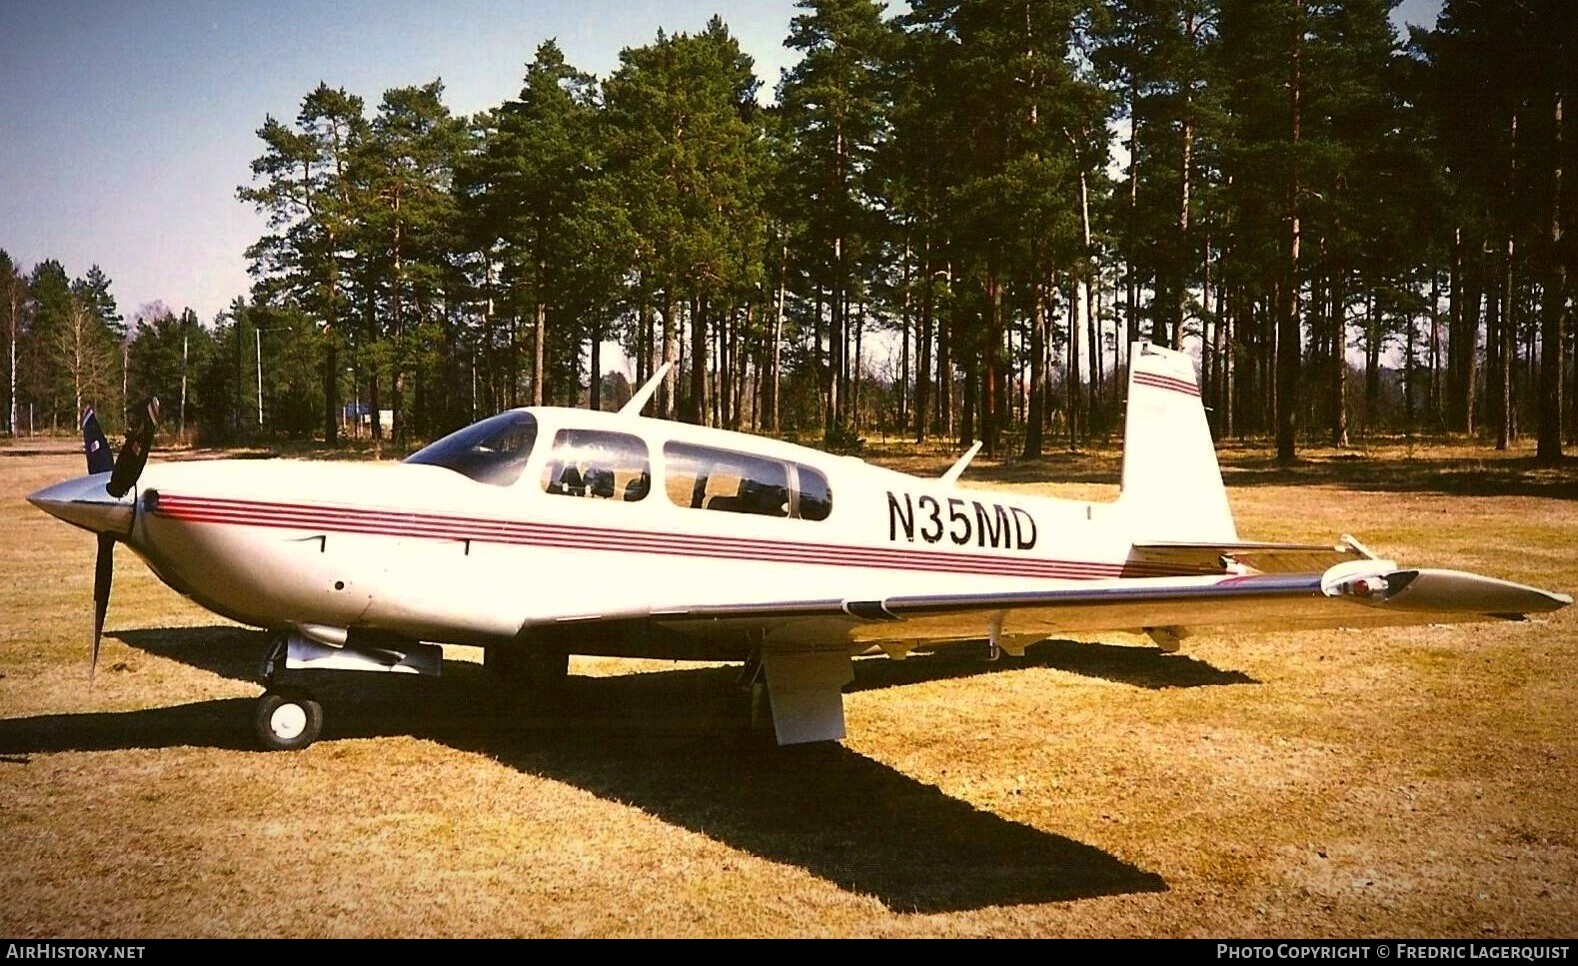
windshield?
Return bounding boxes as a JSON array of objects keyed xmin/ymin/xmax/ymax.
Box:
[{"xmin": 405, "ymin": 411, "xmax": 538, "ymax": 486}]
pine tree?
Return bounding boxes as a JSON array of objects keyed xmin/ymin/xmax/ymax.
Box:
[
  {"xmin": 603, "ymin": 19, "xmax": 766, "ymax": 425},
  {"xmin": 779, "ymin": 0, "xmax": 891, "ymax": 443},
  {"xmin": 239, "ymin": 83, "xmax": 369, "ymax": 445},
  {"xmin": 358, "ymin": 80, "xmax": 467, "ymax": 444}
]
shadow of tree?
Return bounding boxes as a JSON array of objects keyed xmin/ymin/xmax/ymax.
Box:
[
  {"xmin": 0, "ymin": 625, "xmax": 1182, "ymax": 913},
  {"xmin": 1216, "ymin": 453, "xmax": 1578, "ymax": 500},
  {"xmin": 948, "ymin": 449, "xmax": 1578, "ymax": 500}
]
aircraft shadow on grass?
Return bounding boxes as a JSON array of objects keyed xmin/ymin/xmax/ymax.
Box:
[{"xmin": 0, "ymin": 625, "xmax": 1268, "ymax": 912}]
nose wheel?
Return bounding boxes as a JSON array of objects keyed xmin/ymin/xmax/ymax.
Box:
[{"xmin": 254, "ymin": 689, "xmax": 323, "ymax": 751}]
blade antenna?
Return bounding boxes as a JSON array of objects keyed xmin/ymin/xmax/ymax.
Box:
[
  {"xmin": 619, "ymin": 362, "xmax": 674, "ymax": 418},
  {"xmin": 939, "ymin": 441, "xmax": 983, "ymax": 486}
]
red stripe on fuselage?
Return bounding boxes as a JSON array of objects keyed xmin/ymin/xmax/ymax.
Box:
[{"xmin": 150, "ymin": 494, "xmax": 1214, "ymax": 581}]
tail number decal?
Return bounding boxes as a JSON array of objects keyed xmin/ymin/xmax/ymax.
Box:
[{"xmin": 887, "ymin": 492, "xmax": 1037, "ymax": 550}]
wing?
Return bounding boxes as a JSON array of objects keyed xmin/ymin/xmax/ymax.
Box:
[
  {"xmin": 521, "ymin": 561, "xmax": 1568, "ymax": 745},
  {"xmin": 608, "ymin": 560, "xmax": 1569, "ymax": 651}
]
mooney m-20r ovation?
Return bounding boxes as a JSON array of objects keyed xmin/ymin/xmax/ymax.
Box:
[{"xmin": 29, "ymin": 344, "xmax": 1570, "ymax": 750}]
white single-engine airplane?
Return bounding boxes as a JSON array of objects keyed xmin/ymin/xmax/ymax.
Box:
[{"xmin": 29, "ymin": 343, "xmax": 1570, "ymax": 750}]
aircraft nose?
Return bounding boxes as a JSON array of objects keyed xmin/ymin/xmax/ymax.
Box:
[{"xmin": 27, "ymin": 473, "xmax": 136, "ymax": 536}]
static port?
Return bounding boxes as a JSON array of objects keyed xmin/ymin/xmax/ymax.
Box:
[{"xmin": 333, "ymin": 580, "xmax": 345, "ymax": 591}]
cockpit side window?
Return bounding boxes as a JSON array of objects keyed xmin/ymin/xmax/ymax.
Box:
[
  {"xmin": 405, "ymin": 411, "xmax": 538, "ymax": 486},
  {"xmin": 542, "ymin": 429, "xmax": 651, "ymax": 501}
]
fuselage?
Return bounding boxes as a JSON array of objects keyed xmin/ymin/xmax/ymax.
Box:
[{"xmin": 79, "ymin": 407, "xmax": 1212, "ymax": 653}]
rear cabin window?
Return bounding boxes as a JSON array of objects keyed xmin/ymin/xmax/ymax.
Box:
[
  {"xmin": 798, "ymin": 466, "xmax": 834, "ymax": 521},
  {"xmin": 542, "ymin": 429, "xmax": 651, "ymax": 501},
  {"xmin": 663, "ymin": 442, "xmax": 833, "ymax": 520},
  {"xmin": 405, "ymin": 411, "xmax": 538, "ymax": 487}
]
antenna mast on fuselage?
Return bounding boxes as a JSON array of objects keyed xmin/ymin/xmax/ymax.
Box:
[{"xmin": 619, "ymin": 362, "xmax": 675, "ymax": 418}]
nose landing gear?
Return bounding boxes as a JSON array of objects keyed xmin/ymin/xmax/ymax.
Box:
[
  {"xmin": 254, "ymin": 633, "xmax": 324, "ymax": 751},
  {"xmin": 254, "ymin": 688, "xmax": 323, "ymax": 752},
  {"xmin": 250, "ymin": 629, "xmax": 443, "ymax": 751}
]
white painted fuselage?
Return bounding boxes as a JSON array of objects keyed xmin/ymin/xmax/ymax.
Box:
[{"xmin": 123, "ymin": 409, "xmax": 1196, "ymax": 654}]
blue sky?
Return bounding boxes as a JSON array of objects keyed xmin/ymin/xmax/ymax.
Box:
[{"xmin": 1, "ymin": 0, "xmax": 1443, "ymax": 327}]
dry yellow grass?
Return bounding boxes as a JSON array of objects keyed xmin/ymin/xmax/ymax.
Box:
[{"xmin": 0, "ymin": 438, "xmax": 1574, "ymax": 937}]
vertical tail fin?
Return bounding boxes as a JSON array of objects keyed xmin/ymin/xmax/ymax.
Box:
[{"xmin": 1117, "ymin": 342, "xmax": 1238, "ymax": 542}]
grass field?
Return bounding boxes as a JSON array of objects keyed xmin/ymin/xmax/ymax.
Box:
[{"xmin": 1, "ymin": 438, "xmax": 1574, "ymax": 937}]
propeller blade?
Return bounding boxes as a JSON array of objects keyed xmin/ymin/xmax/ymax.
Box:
[
  {"xmin": 107, "ymin": 397, "xmax": 160, "ymax": 499},
  {"xmin": 82, "ymin": 408, "xmax": 113, "ymax": 475},
  {"xmin": 92, "ymin": 533, "xmax": 114, "ymax": 685}
]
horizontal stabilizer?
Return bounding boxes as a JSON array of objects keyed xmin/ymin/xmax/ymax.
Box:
[{"xmin": 1131, "ymin": 538, "xmax": 1376, "ymax": 575}]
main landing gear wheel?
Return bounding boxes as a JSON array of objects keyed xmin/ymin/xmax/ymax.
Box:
[{"xmin": 254, "ymin": 689, "xmax": 323, "ymax": 751}]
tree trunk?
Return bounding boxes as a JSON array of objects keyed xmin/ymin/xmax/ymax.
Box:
[
  {"xmin": 1172, "ymin": 108, "xmax": 1193, "ymax": 350},
  {"xmin": 1497, "ymin": 235, "xmax": 1514, "ymax": 450},
  {"xmin": 1537, "ymin": 91, "xmax": 1565, "ymax": 462},
  {"xmin": 1024, "ymin": 274, "xmax": 1046, "ymax": 458},
  {"xmin": 1331, "ymin": 268, "xmax": 1349, "ymax": 447},
  {"xmin": 8, "ymin": 279, "xmax": 18, "ymax": 435},
  {"xmin": 1067, "ymin": 277, "xmax": 1082, "ymax": 450},
  {"xmin": 1406, "ymin": 292, "xmax": 1417, "ymax": 433},
  {"xmin": 1429, "ymin": 270, "xmax": 1443, "ymax": 426},
  {"xmin": 983, "ymin": 273, "xmax": 1003, "ymax": 456},
  {"xmin": 826, "ymin": 244, "xmax": 845, "ymax": 443},
  {"xmin": 1497, "ymin": 111, "xmax": 1519, "ymax": 451},
  {"xmin": 688, "ymin": 294, "xmax": 708, "ymax": 425},
  {"xmin": 1275, "ymin": 0, "xmax": 1303, "ymax": 466},
  {"xmin": 915, "ymin": 245, "xmax": 933, "ymax": 443},
  {"xmin": 180, "ymin": 322, "xmax": 189, "ymax": 441},
  {"xmin": 934, "ymin": 282, "xmax": 946, "ymax": 438},
  {"xmin": 900, "ymin": 237, "xmax": 912, "ymax": 431},
  {"xmin": 852, "ymin": 302, "xmax": 864, "ymax": 431},
  {"xmin": 1127, "ymin": 76, "xmax": 1142, "ymax": 357},
  {"xmin": 960, "ymin": 356, "xmax": 976, "ymax": 446},
  {"xmin": 1461, "ymin": 246, "xmax": 1483, "ymax": 435},
  {"xmin": 721, "ymin": 308, "xmax": 730, "ymax": 426},
  {"xmin": 532, "ymin": 297, "xmax": 546, "ymax": 408},
  {"xmin": 661, "ymin": 292, "xmax": 677, "ymax": 419},
  {"xmin": 1087, "ymin": 272, "xmax": 1102, "ymax": 429},
  {"xmin": 589, "ymin": 322, "xmax": 602, "ymax": 411},
  {"xmin": 770, "ymin": 244, "xmax": 785, "ymax": 432},
  {"xmin": 1364, "ymin": 289, "xmax": 1381, "ymax": 433}
]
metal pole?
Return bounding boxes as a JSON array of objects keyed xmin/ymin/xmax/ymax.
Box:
[
  {"xmin": 9, "ymin": 306, "xmax": 17, "ymax": 435},
  {"xmin": 180, "ymin": 319, "xmax": 189, "ymax": 442},
  {"xmin": 256, "ymin": 326, "xmax": 264, "ymax": 428}
]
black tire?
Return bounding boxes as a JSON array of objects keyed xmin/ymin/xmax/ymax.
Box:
[{"xmin": 254, "ymin": 689, "xmax": 323, "ymax": 751}]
